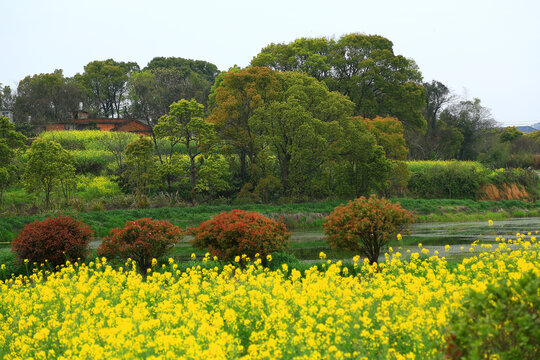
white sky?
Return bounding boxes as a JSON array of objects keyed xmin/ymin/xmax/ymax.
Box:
[{"xmin": 1, "ymin": 0, "xmax": 539, "ymax": 126}]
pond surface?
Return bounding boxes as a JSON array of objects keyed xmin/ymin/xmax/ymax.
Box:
[
  {"xmin": 289, "ymin": 217, "xmax": 540, "ymax": 261},
  {"xmin": 82, "ymin": 217, "xmax": 540, "ymax": 262}
]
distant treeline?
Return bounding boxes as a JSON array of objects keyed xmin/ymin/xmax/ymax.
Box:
[{"xmin": 1, "ymin": 33, "xmax": 540, "ymax": 210}]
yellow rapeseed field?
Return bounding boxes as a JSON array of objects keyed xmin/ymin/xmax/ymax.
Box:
[{"xmin": 1, "ymin": 233, "xmax": 539, "ymax": 359}]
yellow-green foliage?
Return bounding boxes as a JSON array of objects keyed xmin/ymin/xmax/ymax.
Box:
[
  {"xmin": 407, "ymin": 161, "xmax": 538, "ymax": 200},
  {"xmin": 0, "ymin": 232, "xmax": 539, "ymax": 359},
  {"xmin": 76, "ymin": 175, "xmax": 121, "ymax": 199},
  {"xmin": 39, "ymin": 131, "xmax": 140, "ymax": 151},
  {"xmin": 407, "ymin": 161, "xmax": 488, "ymax": 199},
  {"xmin": 406, "ymin": 160, "xmax": 485, "ymax": 173},
  {"xmin": 71, "ymin": 150, "xmax": 116, "ymax": 174}
]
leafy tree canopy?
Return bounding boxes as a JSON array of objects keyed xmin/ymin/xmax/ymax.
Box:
[
  {"xmin": 144, "ymin": 56, "xmax": 219, "ymax": 85},
  {"xmin": 251, "ymin": 33, "xmax": 426, "ymax": 129},
  {"xmin": 23, "ymin": 139, "xmax": 75, "ymax": 207},
  {"xmin": 14, "ymin": 70, "xmax": 83, "ymax": 124},
  {"xmin": 76, "ymin": 59, "xmax": 139, "ymax": 118}
]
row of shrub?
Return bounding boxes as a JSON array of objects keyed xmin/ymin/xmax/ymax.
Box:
[
  {"xmin": 407, "ymin": 161, "xmax": 539, "ymax": 199},
  {"xmin": 9, "ymin": 197, "xmax": 412, "ymax": 270},
  {"xmin": 39, "ymin": 130, "xmax": 187, "ymax": 154}
]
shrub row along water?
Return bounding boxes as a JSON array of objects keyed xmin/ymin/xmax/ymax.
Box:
[
  {"xmin": 407, "ymin": 161, "xmax": 538, "ymax": 200},
  {"xmin": 1, "ymin": 198, "xmax": 540, "ymax": 242}
]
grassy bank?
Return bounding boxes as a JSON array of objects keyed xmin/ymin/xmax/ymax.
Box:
[{"xmin": 1, "ymin": 198, "xmax": 539, "ymax": 243}]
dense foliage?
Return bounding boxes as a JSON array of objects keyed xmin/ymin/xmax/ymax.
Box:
[
  {"xmin": 97, "ymin": 218, "xmax": 183, "ymax": 270},
  {"xmin": 251, "ymin": 33, "xmax": 426, "ymax": 130},
  {"xmin": 11, "ymin": 214, "xmax": 93, "ymax": 266},
  {"xmin": 0, "ymin": 32, "xmax": 538, "ymax": 212},
  {"xmin": 446, "ymin": 270, "xmax": 540, "ymax": 359},
  {"xmin": 0, "ymin": 116, "xmax": 26, "ymax": 204},
  {"xmin": 323, "ymin": 196, "xmax": 414, "ymax": 263},
  {"xmin": 23, "ymin": 139, "xmax": 76, "ymax": 207},
  {"xmin": 407, "ymin": 161, "xmax": 539, "ymax": 200},
  {"xmin": 190, "ymin": 209, "xmax": 290, "ymax": 261}
]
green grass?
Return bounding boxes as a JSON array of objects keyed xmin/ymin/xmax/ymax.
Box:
[{"xmin": 1, "ymin": 198, "xmax": 539, "ymax": 243}]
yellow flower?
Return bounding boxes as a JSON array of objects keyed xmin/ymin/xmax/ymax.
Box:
[
  {"xmin": 319, "ymin": 252, "xmax": 327, "ymax": 260},
  {"xmin": 234, "ymin": 256, "xmax": 240, "ymax": 263},
  {"xmin": 488, "ymin": 219, "xmax": 494, "ymax": 226},
  {"xmin": 151, "ymin": 258, "xmax": 157, "ymax": 267},
  {"xmin": 397, "ymin": 233, "xmax": 402, "ymax": 241},
  {"xmin": 191, "ymin": 253, "xmax": 196, "ymax": 260}
]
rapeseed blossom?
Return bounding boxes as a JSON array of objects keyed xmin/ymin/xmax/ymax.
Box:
[{"xmin": 0, "ymin": 233, "xmax": 539, "ymax": 359}]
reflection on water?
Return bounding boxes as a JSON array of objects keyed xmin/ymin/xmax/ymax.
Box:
[
  {"xmin": 289, "ymin": 217, "xmax": 540, "ymax": 260},
  {"xmin": 409, "ymin": 217, "xmax": 540, "ymax": 242}
]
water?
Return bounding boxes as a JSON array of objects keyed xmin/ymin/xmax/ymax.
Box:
[
  {"xmin": 288, "ymin": 217, "xmax": 540, "ymax": 260},
  {"xmin": 409, "ymin": 217, "xmax": 540, "ymax": 244}
]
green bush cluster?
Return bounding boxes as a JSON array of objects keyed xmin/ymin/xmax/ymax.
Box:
[
  {"xmin": 407, "ymin": 161, "xmax": 538, "ymax": 199},
  {"xmin": 407, "ymin": 161, "xmax": 488, "ymax": 199},
  {"xmin": 39, "ymin": 130, "xmax": 139, "ymax": 151},
  {"xmin": 71, "ymin": 150, "xmax": 116, "ymax": 174},
  {"xmin": 487, "ymin": 167, "xmax": 539, "ymax": 195},
  {"xmin": 445, "ymin": 271, "xmax": 540, "ymax": 359}
]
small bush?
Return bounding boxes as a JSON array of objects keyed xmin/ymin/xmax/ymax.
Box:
[
  {"xmin": 11, "ymin": 214, "xmax": 93, "ymax": 266},
  {"xmin": 323, "ymin": 196, "xmax": 414, "ymax": 264},
  {"xmin": 97, "ymin": 218, "xmax": 183, "ymax": 270},
  {"xmin": 72, "ymin": 150, "xmax": 116, "ymax": 175},
  {"xmin": 189, "ymin": 209, "xmax": 290, "ymax": 261},
  {"xmin": 76, "ymin": 175, "xmax": 121, "ymax": 200},
  {"xmin": 445, "ymin": 271, "xmax": 540, "ymax": 360}
]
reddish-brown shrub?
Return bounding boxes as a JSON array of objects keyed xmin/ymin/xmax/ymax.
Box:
[
  {"xmin": 189, "ymin": 209, "xmax": 290, "ymax": 261},
  {"xmin": 12, "ymin": 214, "xmax": 94, "ymax": 266},
  {"xmin": 323, "ymin": 196, "xmax": 414, "ymax": 264},
  {"xmin": 97, "ymin": 218, "xmax": 183, "ymax": 270}
]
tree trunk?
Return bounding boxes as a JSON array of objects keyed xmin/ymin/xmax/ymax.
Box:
[{"xmin": 189, "ymin": 155, "xmax": 196, "ymax": 205}]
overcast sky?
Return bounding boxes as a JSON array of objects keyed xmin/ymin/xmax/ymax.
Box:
[{"xmin": 1, "ymin": 0, "xmax": 539, "ymax": 126}]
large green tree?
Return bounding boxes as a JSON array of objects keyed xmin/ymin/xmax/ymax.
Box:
[
  {"xmin": 439, "ymin": 98, "xmax": 496, "ymax": 160},
  {"xmin": 76, "ymin": 59, "xmax": 139, "ymax": 118},
  {"xmin": 13, "ymin": 70, "xmax": 83, "ymax": 125},
  {"xmin": 251, "ymin": 33, "xmax": 426, "ymax": 130},
  {"xmin": 207, "ymin": 66, "xmax": 281, "ymax": 185},
  {"xmin": 155, "ymin": 99, "xmax": 217, "ymax": 202},
  {"xmin": 250, "ymin": 71, "xmax": 354, "ymax": 196},
  {"xmin": 144, "ymin": 56, "xmax": 219, "ymax": 85},
  {"xmin": 128, "ymin": 63, "xmax": 219, "ymax": 161},
  {"xmin": 123, "ymin": 137, "xmax": 156, "ymax": 206},
  {"xmin": 332, "ymin": 118, "xmax": 391, "ymax": 197},
  {"xmin": 408, "ymin": 80, "xmax": 461, "ymax": 159},
  {"xmin": 0, "ymin": 84, "xmax": 15, "ymax": 111},
  {"xmin": 0, "ymin": 116, "xmax": 27, "ymax": 204},
  {"xmin": 23, "ymin": 139, "xmax": 75, "ymax": 208},
  {"xmin": 210, "ymin": 67, "xmax": 393, "ymax": 199}
]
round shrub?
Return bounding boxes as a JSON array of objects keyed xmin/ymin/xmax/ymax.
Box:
[
  {"xmin": 97, "ymin": 218, "xmax": 183, "ymax": 270},
  {"xmin": 12, "ymin": 214, "xmax": 94, "ymax": 266},
  {"xmin": 323, "ymin": 196, "xmax": 414, "ymax": 264},
  {"xmin": 189, "ymin": 209, "xmax": 290, "ymax": 261},
  {"xmin": 445, "ymin": 271, "xmax": 540, "ymax": 359}
]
